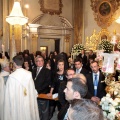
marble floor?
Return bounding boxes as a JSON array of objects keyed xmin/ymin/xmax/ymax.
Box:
[{"xmin": 51, "ymin": 108, "xmax": 58, "ymax": 120}]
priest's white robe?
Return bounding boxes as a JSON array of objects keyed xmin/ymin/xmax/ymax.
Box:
[
  {"xmin": 0, "ymin": 75, "xmax": 5, "ymax": 120},
  {"xmin": 4, "ymin": 68, "xmax": 40, "ymax": 120}
]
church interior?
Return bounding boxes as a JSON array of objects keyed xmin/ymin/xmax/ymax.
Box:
[{"xmin": 1, "ymin": 1, "xmax": 120, "ymax": 120}]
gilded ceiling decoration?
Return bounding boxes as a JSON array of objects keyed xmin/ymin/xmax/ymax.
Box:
[
  {"xmin": 91, "ymin": 0, "xmax": 120, "ymax": 28},
  {"xmin": 39, "ymin": 0, "xmax": 63, "ymax": 15}
]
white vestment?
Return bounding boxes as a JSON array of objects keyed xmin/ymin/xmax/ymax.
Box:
[
  {"xmin": 4, "ymin": 68, "xmax": 40, "ymax": 120},
  {"xmin": 0, "ymin": 75, "xmax": 5, "ymax": 120}
]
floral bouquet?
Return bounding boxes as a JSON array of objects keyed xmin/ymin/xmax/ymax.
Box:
[
  {"xmin": 72, "ymin": 44, "xmax": 86, "ymax": 55},
  {"xmin": 71, "ymin": 44, "xmax": 86, "ymax": 60},
  {"xmin": 100, "ymin": 93, "xmax": 120, "ymax": 120},
  {"xmin": 98, "ymin": 40, "xmax": 113, "ymax": 53}
]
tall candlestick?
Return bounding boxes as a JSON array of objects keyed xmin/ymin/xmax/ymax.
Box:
[{"xmin": 2, "ymin": 44, "xmax": 5, "ymax": 56}]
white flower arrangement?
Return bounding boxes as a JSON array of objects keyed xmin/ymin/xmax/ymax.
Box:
[
  {"xmin": 72, "ymin": 44, "xmax": 85, "ymax": 53},
  {"xmin": 71, "ymin": 44, "xmax": 86, "ymax": 56},
  {"xmin": 100, "ymin": 93, "xmax": 120, "ymax": 120}
]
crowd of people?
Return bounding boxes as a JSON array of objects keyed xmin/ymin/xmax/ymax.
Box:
[{"xmin": 0, "ymin": 49, "xmax": 106, "ymax": 120}]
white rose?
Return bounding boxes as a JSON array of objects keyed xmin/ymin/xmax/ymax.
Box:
[
  {"xmin": 103, "ymin": 111, "xmax": 107, "ymax": 117},
  {"xmin": 101, "ymin": 97, "xmax": 106, "ymax": 102},
  {"xmin": 107, "ymin": 98, "xmax": 113, "ymax": 103},
  {"xmin": 114, "ymin": 91, "xmax": 118, "ymax": 95},
  {"xmin": 104, "ymin": 101, "xmax": 109, "ymax": 106},
  {"xmin": 102, "ymin": 105, "xmax": 105, "ymax": 110},
  {"xmin": 109, "ymin": 106, "xmax": 115, "ymax": 112},
  {"xmin": 114, "ymin": 98, "xmax": 120, "ymax": 103},
  {"xmin": 102, "ymin": 104, "xmax": 109, "ymax": 111},
  {"xmin": 107, "ymin": 112, "xmax": 115, "ymax": 120},
  {"xmin": 106, "ymin": 93, "xmax": 111, "ymax": 97},
  {"xmin": 111, "ymin": 101, "xmax": 118, "ymax": 106},
  {"xmin": 104, "ymin": 105, "xmax": 109, "ymax": 111}
]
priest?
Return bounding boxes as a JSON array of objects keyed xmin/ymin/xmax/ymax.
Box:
[
  {"xmin": 0, "ymin": 71, "xmax": 4, "ymax": 120},
  {"xmin": 4, "ymin": 55, "xmax": 40, "ymax": 120}
]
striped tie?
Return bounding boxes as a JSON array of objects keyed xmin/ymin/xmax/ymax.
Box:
[{"xmin": 94, "ymin": 74, "xmax": 98, "ymax": 96}]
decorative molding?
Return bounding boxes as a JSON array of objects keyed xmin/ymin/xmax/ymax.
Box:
[
  {"xmin": 86, "ymin": 29, "xmax": 99, "ymax": 51},
  {"xmin": 85, "ymin": 29, "xmax": 111, "ymax": 51},
  {"xmin": 39, "ymin": 0, "xmax": 63, "ymax": 15},
  {"xmin": 98, "ymin": 28, "xmax": 110, "ymax": 41},
  {"xmin": 65, "ymin": 35, "xmax": 70, "ymax": 42},
  {"xmin": 91, "ymin": 0, "xmax": 120, "ymax": 28}
]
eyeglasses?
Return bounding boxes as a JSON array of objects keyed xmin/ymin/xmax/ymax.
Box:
[
  {"xmin": 67, "ymin": 74, "xmax": 75, "ymax": 76},
  {"xmin": 74, "ymin": 63, "xmax": 81, "ymax": 65}
]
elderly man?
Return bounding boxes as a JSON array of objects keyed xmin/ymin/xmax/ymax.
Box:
[
  {"xmin": 4, "ymin": 55, "xmax": 39, "ymax": 120},
  {"xmin": 68, "ymin": 99, "xmax": 104, "ymax": 120},
  {"xmin": 32, "ymin": 56, "xmax": 51, "ymax": 120},
  {"xmin": 0, "ymin": 59, "xmax": 10, "ymax": 84},
  {"xmin": 58, "ymin": 77, "xmax": 88, "ymax": 120}
]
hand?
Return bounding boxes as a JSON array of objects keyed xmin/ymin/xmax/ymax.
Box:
[
  {"xmin": 91, "ymin": 96, "xmax": 100, "ymax": 104},
  {"xmin": 47, "ymin": 93, "xmax": 52, "ymax": 97}
]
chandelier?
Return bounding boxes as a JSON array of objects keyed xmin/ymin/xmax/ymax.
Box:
[{"xmin": 6, "ymin": 1, "xmax": 28, "ymax": 25}]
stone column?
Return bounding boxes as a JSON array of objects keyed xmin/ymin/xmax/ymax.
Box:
[
  {"xmin": 2, "ymin": 0, "xmax": 12, "ymax": 53},
  {"xmin": 0, "ymin": 0, "xmax": 2, "ymax": 30},
  {"xmin": 0, "ymin": 0, "xmax": 3, "ymax": 52},
  {"xmin": 73, "ymin": 0, "xmax": 83, "ymax": 44}
]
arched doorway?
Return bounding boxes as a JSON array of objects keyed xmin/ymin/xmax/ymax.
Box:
[{"xmin": 28, "ymin": 14, "xmax": 73, "ymax": 55}]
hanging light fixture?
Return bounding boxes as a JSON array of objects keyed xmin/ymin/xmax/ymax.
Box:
[{"xmin": 6, "ymin": 1, "xmax": 28, "ymax": 25}]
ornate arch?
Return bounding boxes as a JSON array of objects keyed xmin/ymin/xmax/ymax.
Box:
[{"xmin": 31, "ymin": 14, "xmax": 73, "ymax": 29}]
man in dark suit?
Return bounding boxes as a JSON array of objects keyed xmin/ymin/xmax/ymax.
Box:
[
  {"xmin": 32, "ymin": 56, "xmax": 51, "ymax": 120},
  {"xmin": 78, "ymin": 50, "xmax": 87, "ymax": 68},
  {"xmin": 58, "ymin": 77, "xmax": 88, "ymax": 120},
  {"xmin": 88, "ymin": 50, "xmax": 96, "ymax": 60},
  {"xmin": 86, "ymin": 61, "xmax": 106, "ymax": 104},
  {"xmin": 74, "ymin": 58, "xmax": 88, "ymax": 76}
]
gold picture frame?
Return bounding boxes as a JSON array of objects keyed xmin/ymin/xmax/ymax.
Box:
[
  {"xmin": 39, "ymin": 0, "xmax": 63, "ymax": 15},
  {"xmin": 98, "ymin": 28, "xmax": 110, "ymax": 41},
  {"xmin": 98, "ymin": 1, "xmax": 111, "ymax": 17},
  {"xmin": 91, "ymin": 0, "xmax": 120, "ymax": 28}
]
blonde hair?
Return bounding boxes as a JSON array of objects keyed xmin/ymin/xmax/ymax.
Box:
[
  {"xmin": 0, "ymin": 59, "xmax": 9, "ymax": 69},
  {"xmin": 72, "ymin": 73, "xmax": 86, "ymax": 84}
]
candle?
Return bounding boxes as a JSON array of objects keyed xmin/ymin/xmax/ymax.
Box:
[
  {"xmin": 2, "ymin": 44, "xmax": 5, "ymax": 56},
  {"xmin": 116, "ymin": 58, "xmax": 120, "ymax": 70},
  {"xmin": 71, "ymin": 52, "xmax": 73, "ymax": 59},
  {"xmin": 111, "ymin": 35, "xmax": 117, "ymax": 45}
]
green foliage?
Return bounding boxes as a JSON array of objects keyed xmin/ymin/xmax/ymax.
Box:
[
  {"xmin": 72, "ymin": 44, "xmax": 86, "ymax": 53},
  {"xmin": 98, "ymin": 40, "xmax": 113, "ymax": 53}
]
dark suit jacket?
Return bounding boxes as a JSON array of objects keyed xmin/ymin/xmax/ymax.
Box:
[
  {"xmin": 88, "ymin": 54, "xmax": 96, "ymax": 60},
  {"xmin": 57, "ymin": 93, "xmax": 89, "ymax": 120},
  {"xmin": 32, "ymin": 67, "xmax": 51, "ymax": 94},
  {"xmin": 86, "ymin": 72, "xmax": 106, "ymax": 99},
  {"xmin": 80, "ymin": 67, "xmax": 89, "ymax": 76},
  {"xmin": 74, "ymin": 67, "xmax": 89, "ymax": 77},
  {"xmin": 78, "ymin": 54, "xmax": 88, "ymax": 68},
  {"xmin": 58, "ymin": 102, "xmax": 69, "ymax": 120}
]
